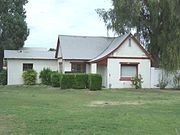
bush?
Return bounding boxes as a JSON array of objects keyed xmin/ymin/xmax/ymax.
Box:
[
  {"xmin": 39, "ymin": 68, "xmax": 52, "ymax": 85},
  {"xmin": 22, "ymin": 69, "xmax": 37, "ymax": 85},
  {"xmin": 0, "ymin": 69, "xmax": 7, "ymax": 85},
  {"xmin": 89, "ymin": 74, "xmax": 102, "ymax": 90},
  {"xmin": 51, "ymin": 72, "xmax": 62, "ymax": 87},
  {"xmin": 73, "ymin": 73, "xmax": 88, "ymax": 89},
  {"xmin": 61, "ymin": 74, "xmax": 75, "ymax": 89},
  {"xmin": 173, "ymin": 73, "xmax": 180, "ymax": 89},
  {"xmin": 131, "ymin": 74, "xmax": 143, "ymax": 89}
]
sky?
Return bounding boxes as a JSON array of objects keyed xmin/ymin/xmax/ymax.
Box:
[{"xmin": 25, "ymin": 0, "xmax": 113, "ymax": 49}]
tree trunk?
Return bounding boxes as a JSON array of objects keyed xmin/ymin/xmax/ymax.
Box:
[{"xmin": 0, "ymin": 51, "xmax": 4, "ymax": 71}]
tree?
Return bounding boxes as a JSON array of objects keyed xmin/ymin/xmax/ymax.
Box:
[
  {"xmin": 0, "ymin": 0, "xmax": 29, "ymax": 70},
  {"xmin": 96, "ymin": 0, "xmax": 180, "ymax": 72}
]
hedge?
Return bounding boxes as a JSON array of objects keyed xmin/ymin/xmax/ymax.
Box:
[
  {"xmin": 22, "ymin": 69, "xmax": 37, "ymax": 85},
  {"xmin": 39, "ymin": 68, "xmax": 52, "ymax": 85},
  {"xmin": 51, "ymin": 72, "xmax": 62, "ymax": 87},
  {"xmin": 89, "ymin": 74, "xmax": 102, "ymax": 90},
  {"xmin": 0, "ymin": 69, "xmax": 7, "ymax": 85},
  {"xmin": 73, "ymin": 73, "xmax": 88, "ymax": 89},
  {"xmin": 61, "ymin": 74, "xmax": 75, "ymax": 89}
]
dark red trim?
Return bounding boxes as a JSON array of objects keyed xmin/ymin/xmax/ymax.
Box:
[
  {"xmin": 97, "ymin": 58, "xmax": 107, "ymax": 64},
  {"xmin": 119, "ymin": 62, "xmax": 139, "ymax": 81},
  {"xmin": 120, "ymin": 77, "xmax": 132, "ymax": 81},
  {"xmin": 91, "ymin": 33, "xmax": 154, "ymax": 63},
  {"xmin": 108, "ymin": 56, "xmax": 150, "ymax": 59},
  {"xmin": 65, "ymin": 59, "xmax": 90, "ymax": 61},
  {"xmin": 92, "ymin": 33, "xmax": 131, "ymax": 63},
  {"xmin": 119, "ymin": 62, "xmax": 139, "ymax": 65},
  {"xmin": 70, "ymin": 61, "xmax": 87, "ymax": 64}
]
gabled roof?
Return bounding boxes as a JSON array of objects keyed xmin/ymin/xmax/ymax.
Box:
[
  {"xmin": 55, "ymin": 35, "xmax": 115, "ymax": 60},
  {"xmin": 89, "ymin": 34, "xmax": 129, "ymax": 62},
  {"xmin": 90, "ymin": 33, "xmax": 154, "ymax": 62},
  {"xmin": 4, "ymin": 50, "xmax": 56, "ymax": 60}
]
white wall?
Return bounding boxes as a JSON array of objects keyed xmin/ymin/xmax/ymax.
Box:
[
  {"xmin": 107, "ymin": 58, "xmax": 151, "ymax": 88},
  {"xmin": 97, "ymin": 64, "xmax": 107, "ymax": 87},
  {"xmin": 7, "ymin": 59, "xmax": 58, "ymax": 85},
  {"xmin": 62, "ymin": 60, "xmax": 71, "ymax": 73},
  {"xmin": 150, "ymin": 68, "xmax": 176, "ymax": 88},
  {"xmin": 106, "ymin": 37, "xmax": 151, "ymax": 88},
  {"xmin": 113, "ymin": 39, "xmax": 147, "ymax": 57}
]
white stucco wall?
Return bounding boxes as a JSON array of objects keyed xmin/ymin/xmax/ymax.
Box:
[
  {"xmin": 7, "ymin": 59, "xmax": 58, "ymax": 85},
  {"xmin": 107, "ymin": 37, "xmax": 151, "ymax": 88},
  {"xmin": 113, "ymin": 39, "xmax": 147, "ymax": 57},
  {"xmin": 97, "ymin": 64, "xmax": 107, "ymax": 87},
  {"xmin": 62, "ymin": 60, "xmax": 71, "ymax": 73},
  {"xmin": 107, "ymin": 58, "xmax": 151, "ymax": 88}
]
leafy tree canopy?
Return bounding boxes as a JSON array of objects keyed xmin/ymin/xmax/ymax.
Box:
[
  {"xmin": 97, "ymin": 0, "xmax": 180, "ymax": 72},
  {"xmin": 0, "ymin": 0, "xmax": 29, "ymax": 70}
]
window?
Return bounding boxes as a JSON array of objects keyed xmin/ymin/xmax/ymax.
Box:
[
  {"xmin": 23, "ymin": 63, "xmax": 33, "ymax": 71},
  {"xmin": 120, "ymin": 62, "xmax": 139, "ymax": 81},
  {"xmin": 71, "ymin": 63, "xmax": 86, "ymax": 73}
]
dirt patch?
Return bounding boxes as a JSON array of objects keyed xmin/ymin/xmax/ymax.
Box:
[
  {"xmin": 88, "ymin": 100, "xmax": 143, "ymax": 107},
  {"xmin": 0, "ymin": 115, "xmax": 26, "ymax": 135}
]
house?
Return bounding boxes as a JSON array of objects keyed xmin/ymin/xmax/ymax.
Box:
[
  {"xmin": 4, "ymin": 48, "xmax": 58, "ymax": 85},
  {"xmin": 5, "ymin": 33, "xmax": 157, "ymax": 88}
]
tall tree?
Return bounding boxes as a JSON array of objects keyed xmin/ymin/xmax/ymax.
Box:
[
  {"xmin": 96, "ymin": 0, "xmax": 180, "ymax": 72},
  {"xmin": 0, "ymin": 0, "xmax": 29, "ymax": 70}
]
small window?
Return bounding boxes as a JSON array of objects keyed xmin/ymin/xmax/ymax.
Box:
[
  {"xmin": 121, "ymin": 65, "xmax": 137, "ymax": 77},
  {"xmin": 120, "ymin": 62, "xmax": 139, "ymax": 81},
  {"xmin": 23, "ymin": 63, "xmax": 33, "ymax": 71},
  {"xmin": 71, "ymin": 63, "xmax": 86, "ymax": 73}
]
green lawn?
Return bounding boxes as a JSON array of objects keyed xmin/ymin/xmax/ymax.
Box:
[{"xmin": 0, "ymin": 86, "xmax": 180, "ymax": 135}]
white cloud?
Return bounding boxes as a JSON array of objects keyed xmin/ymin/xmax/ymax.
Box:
[{"xmin": 25, "ymin": 0, "xmax": 113, "ymax": 48}]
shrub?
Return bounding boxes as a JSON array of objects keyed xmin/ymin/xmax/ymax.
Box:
[
  {"xmin": 131, "ymin": 74, "xmax": 143, "ymax": 89},
  {"xmin": 22, "ymin": 69, "xmax": 37, "ymax": 85},
  {"xmin": 51, "ymin": 72, "xmax": 62, "ymax": 87},
  {"xmin": 89, "ymin": 74, "xmax": 102, "ymax": 91},
  {"xmin": 39, "ymin": 68, "xmax": 52, "ymax": 85},
  {"xmin": 61, "ymin": 74, "xmax": 75, "ymax": 89},
  {"xmin": 73, "ymin": 73, "xmax": 88, "ymax": 89},
  {"xmin": 173, "ymin": 73, "xmax": 180, "ymax": 89},
  {"xmin": 0, "ymin": 69, "xmax": 7, "ymax": 85},
  {"xmin": 156, "ymin": 79, "xmax": 168, "ymax": 89}
]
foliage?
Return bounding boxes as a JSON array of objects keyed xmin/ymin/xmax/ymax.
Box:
[
  {"xmin": 0, "ymin": 0, "xmax": 29, "ymax": 70},
  {"xmin": 51, "ymin": 72, "xmax": 62, "ymax": 87},
  {"xmin": 173, "ymin": 73, "xmax": 180, "ymax": 89},
  {"xmin": 61, "ymin": 74, "xmax": 75, "ymax": 89},
  {"xmin": 96, "ymin": 0, "xmax": 180, "ymax": 72},
  {"xmin": 73, "ymin": 73, "xmax": 88, "ymax": 89},
  {"xmin": 22, "ymin": 69, "xmax": 37, "ymax": 85},
  {"xmin": 0, "ymin": 69, "xmax": 7, "ymax": 85},
  {"xmin": 89, "ymin": 74, "xmax": 102, "ymax": 91},
  {"xmin": 156, "ymin": 75, "xmax": 168, "ymax": 89},
  {"xmin": 39, "ymin": 68, "xmax": 52, "ymax": 85},
  {"xmin": 131, "ymin": 74, "xmax": 143, "ymax": 89}
]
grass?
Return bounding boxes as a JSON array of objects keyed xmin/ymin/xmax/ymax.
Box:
[{"xmin": 0, "ymin": 86, "xmax": 180, "ymax": 135}]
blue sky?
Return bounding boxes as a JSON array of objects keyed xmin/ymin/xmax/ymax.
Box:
[{"xmin": 25, "ymin": 0, "xmax": 113, "ymax": 49}]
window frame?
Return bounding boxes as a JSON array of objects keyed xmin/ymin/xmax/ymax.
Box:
[
  {"xmin": 119, "ymin": 62, "xmax": 139, "ymax": 81},
  {"xmin": 23, "ymin": 63, "xmax": 33, "ymax": 71}
]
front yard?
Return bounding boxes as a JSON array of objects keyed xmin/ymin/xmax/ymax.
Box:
[{"xmin": 0, "ymin": 86, "xmax": 180, "ymax": 135}]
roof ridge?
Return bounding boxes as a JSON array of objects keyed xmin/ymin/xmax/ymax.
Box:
[
  {"xmin": 90, "ymin": 37, "xmax": 117, "ymax": 60},
  {"xmin": 89, "ymin": 33, "xmax": 130, "ymax": 62},
  {"xmin": 58, "ymin": 34, "xmax": 116, "ymax": 39}
]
